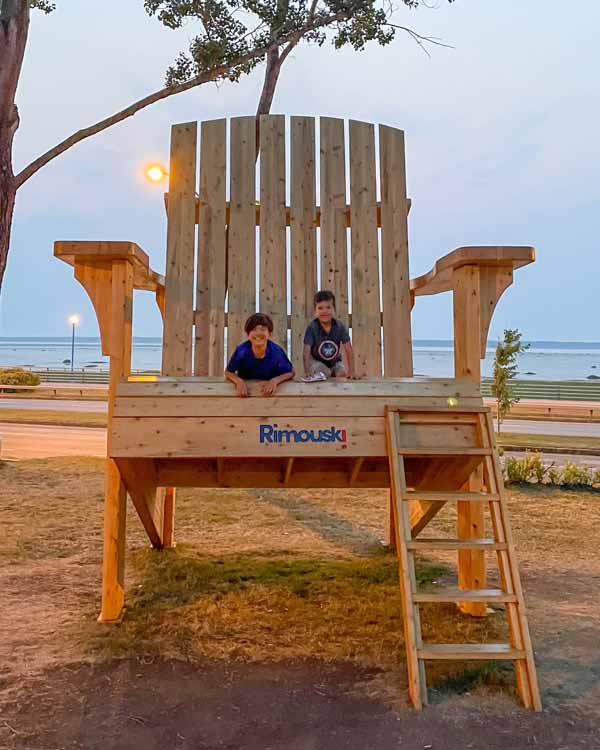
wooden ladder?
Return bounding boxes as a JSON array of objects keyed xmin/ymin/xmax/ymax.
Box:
[{"xmin": 385, "ymin": 406, "xmax": 541, "ymax": 711}]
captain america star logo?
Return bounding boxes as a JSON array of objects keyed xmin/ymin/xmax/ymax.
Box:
[{"xmin": 318, "ymin": 340, "xmax": 339, "ymax": 361}]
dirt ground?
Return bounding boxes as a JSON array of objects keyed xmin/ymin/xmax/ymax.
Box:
[{"xmin": 1, "ymin": 458, "xmax": 599, "ymax": 749}]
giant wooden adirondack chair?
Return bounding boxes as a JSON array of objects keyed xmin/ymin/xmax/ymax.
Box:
[{"xmin": 55, "ymin": 115, "xmax": 540, "ymax": 710}]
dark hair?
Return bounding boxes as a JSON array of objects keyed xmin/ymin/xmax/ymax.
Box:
[
  {"xmin": 313, "ymin": 290, "xmax": 336, "ymax": 308},
  {"xmin": 244, "ymin": 313, "xmax": 274, "ymax": 335}
]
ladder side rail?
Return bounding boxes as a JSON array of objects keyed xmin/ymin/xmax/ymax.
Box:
[
  {"xmin": 481, "ymin": 412, "xmax": 542, "ymax": 710},
  {"xmin": 386, "ymin": 410, "xmax": 427, "ymax": 709}
]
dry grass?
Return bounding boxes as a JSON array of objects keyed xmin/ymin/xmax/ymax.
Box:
[
  {"xmin": 1, "ymin": 458, "xmax": 599, "ymax": 704},
  {"xmin": 498, "ymin": 432, "xmax": 600, "ymax": 452},
  {"xmin": 0, "ymin": 408, "xmax": 107, "ymax": 428}
]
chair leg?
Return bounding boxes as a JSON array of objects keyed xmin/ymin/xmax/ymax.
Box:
[
  {"xmin": 98, "ymin": 459, "xmax": 127, "ymax": 623},
  {"xmin": 388, "ymin": 490, "xmax": 397, "ymax": 550},
  {"xmin": 161, "ymin": 487, "xmax": 176, "ymax": 548},
  {"xmin": 457, "ymin": 470, "xmax": 487, "ymax": 617}
]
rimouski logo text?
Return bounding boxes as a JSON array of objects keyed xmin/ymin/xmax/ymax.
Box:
[{"xmin": 259, "ymin": 424, "xmax": 347, "ymax": 444}]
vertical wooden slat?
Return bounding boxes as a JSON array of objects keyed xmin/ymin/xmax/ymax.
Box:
[
  {"xmin": 228, "ymin": 117, "xmax": 257, "ymax": 354},
  {"xmin": 349, "ymin": 120, "xmax": 381, "ymax": 377},
  {"xmin": 259, "ymin": 115, "xmax": 287, "ymax": 347},
  {"xmin": 195, "ymin": 118, "xmax": 227, "ymax": 375},
  {"xmin": 319, "ymin": 117, "xmax": 348, "ymax": 321},
  {"xmin": 290, "ymin": 116, "xmax": 317, "ymax": 372},
  {"xmin": 379, "ymin": 125, "xmax": 413, "ymax": 377},
  {"xmin": 162, "ymin": 122, "xmax": 197, "ymax": 376}
]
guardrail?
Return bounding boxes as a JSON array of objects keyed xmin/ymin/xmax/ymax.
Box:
[
  {"xmin": 480, "ymin": 378, "xmax": 600, "ymax": 401},
  {"xmin": 25, "ymin": 368, "xmax": 157, "ymax": 384}
]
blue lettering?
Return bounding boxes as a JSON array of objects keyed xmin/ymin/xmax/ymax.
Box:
[
  {"xmin": 259, "ymin": 424, "xmax": 347, "ymax": 444},
  {"xmin": 260, "ymin": 424, "xmax": 274, "ymax": 443}
]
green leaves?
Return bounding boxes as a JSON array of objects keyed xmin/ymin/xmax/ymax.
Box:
[
  {"xmin": 491, "ymin": 329, "xmax": 530, "ymax": 432},
  {"xmin": 145, "ymin": 0, "xmax": 452, "ymax": 85},
  {"xmin": 30, "ymin": 0, "xmax": 56, "ymax": 12}
]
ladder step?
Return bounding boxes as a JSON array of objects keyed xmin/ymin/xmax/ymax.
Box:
[
  {"xmin": 403, "ymin": 491, "xmax": 499, "ymax": 503},
  {"xmin": 413, "ymin": 587, "xmax": 517, "ymax": 603},
  {"xmin": 398, "ymin": 447, "xmax": 492, "ymax": 456},
  {"xmin": 407, "ymin": 538, "xmax": 507, "ymax": 551},
  {"xmin": 418, "ymin": 644, "xmax": 526, "ymax": 660},
  {"xmin": 391, "ymin": 405, "xmax": 490, "ymax": 413}
]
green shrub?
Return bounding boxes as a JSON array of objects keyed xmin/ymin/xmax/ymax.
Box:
[
  {"xmin": 504, "ymin": 454, "xmax": 598, "ymax": 489},
  {"xmin": 560, "ymin": 461, "xmax": 594, "ymax": 488},
  {"xmin": 0, "ymin": 368, "xmax": 41, "ymax": 386},
  {"xmin": 504, "ymin": 452, "xmax": 548, "ymax": 484}
]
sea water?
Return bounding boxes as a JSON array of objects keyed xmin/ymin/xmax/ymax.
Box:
[{"xmin": 2, "ymin": 337, "xmax": 599, "ymax": 381}]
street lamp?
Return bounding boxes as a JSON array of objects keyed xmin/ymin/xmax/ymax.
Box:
[
  {"xmin": 145, "ymin": 164, "xmax": 169, "ymax": 183},
  {"xmin": 68, "ymin": 314, "xmax": 80, "ymax": 373}
]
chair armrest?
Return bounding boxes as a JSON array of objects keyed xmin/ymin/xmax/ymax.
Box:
[
  {"xmin": 54, "ymin": 241, "xmax": 165, "ymax": 292},
  {"xmin": 410, "ymin": 246, "xmax": 534, "ymax": 297},
  {"xmin": 54, "ymin": 241, "xmax": 166, "ymax": 359},
  {"xmin": 410, "ymin": 246, "xmax": 535, "ymax": 370}
]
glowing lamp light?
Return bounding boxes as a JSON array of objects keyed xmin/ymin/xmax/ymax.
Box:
[
  {"xmin": 146, "ymin": 164, "xmax": 169, "ymax": 183},
  {"xmin": 68, "ymin": 314, "xmax": 80, "ymax": 327},
  {"xmin": 447, "ymin": 397, "xmax": 458, "ymax": 407}
]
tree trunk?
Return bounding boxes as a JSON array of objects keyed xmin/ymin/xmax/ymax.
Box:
[
  {"xmin": 0, "ymin": 143, "xmax": 16, "ymax": 291},
  {"xmin": 255, "ymin": 46, "xmax": 282, "ymax": 154},
  {"xmin": 0, "ymin": 1, "xmax": 29, "ymax": 293}
]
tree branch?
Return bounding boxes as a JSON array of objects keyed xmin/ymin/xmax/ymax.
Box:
[
  {"xmin": 385, "ymin": 22, "xmax": 453, "ymax": 57},
  {"xmin": 13, "ymin": 7, "xmax": 350, "ymax": 190}
]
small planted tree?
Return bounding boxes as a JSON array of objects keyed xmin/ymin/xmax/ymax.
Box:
[{"xmin": 491, "ymin": 329, "xmax": 529, "ymax": 433}]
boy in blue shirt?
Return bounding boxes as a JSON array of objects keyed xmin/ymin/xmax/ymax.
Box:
[
  {"xmin": 225, "ymin": 313, "xmax": 294, "ymax": 398},
  {"xmin": 303, "ymin": 290, "xmax": 358, "ymax": 379}
]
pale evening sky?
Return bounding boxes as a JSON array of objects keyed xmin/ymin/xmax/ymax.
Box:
[{"xmin": 0, "ymin": 1, "xmax": 598, "ymax": 341}]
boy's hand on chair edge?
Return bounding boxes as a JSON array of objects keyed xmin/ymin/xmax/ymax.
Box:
[
  {"xmin": 236, "ymin": 380, "xmax": 249, "ymax": 398},
  {"xmin": 260, "ymin": 379, "xmax": 277, "ymax": 396}
]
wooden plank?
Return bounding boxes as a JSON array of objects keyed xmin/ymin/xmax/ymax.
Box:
[
  {"xmin": 413, "ymin": 588, "xmax": 516, "ymax": 603},
  {"xmin": 398, "ymin": 447, "xmax": 490, "ymax": 456},
  {"xmin": 161, "ymin": 487, "xmax": 176, "ymax": 547},
  {"xmin": 155, "ymin": 457, "xmax": 390, "ymax": 489},
  {"xmin": 259, "ymin": 115, "xmax": 288, "ymax": 348},
  {"xmin": 283, "ymin": 457, "xmax": 295, "ymax": 485},
  {"xmin": 113, "ymin": 395, "xmax": 483, "ymax": 419},
  {"xmin": 290, "ymin": 116, "xmax": 317, "ymax": 372},
  {"xmin": 395, "ymin": 423, "xmax": 480, "ymax": 449},
  {"xmin": 379, "ymin": 125, "xmax": 413, "ymax": 376},
  {"xmin": 386, "ymin": 410, "xmax": 426, "ymax": 709},
  {"xmin": 162, "ymin": 122, "xmax": 198, "ymax": 376},
  {"xmin": 349, "ymin": 120, "xmax": 381, "ymax": 377},
  {"xmin": 116, "ymin": 457, "xmax": 164, "ymax": 548},
  {"xmin": 407, "ymin": 538, "xmax": 507, "ymax": 551},
  {"xmin": 483, "ymin": 411, "xmax": 541, "ymax": 710},
  {"xmin": 100, "ymin": 259, "xmax": 134, "ymax": 622},
  {"xmin": 349, "ymin": 457, "xmax": 364, "ymax": 485},
  {"xmin": 228, "ymin": 116, "xmax": 257, "ymax": 356},
  {"xmin": 453, "ymin": 264, "xmax": 487, "ymax": 616},
  {"xmin": 418, "ymin": 644, "xmax": 526, "ymax": 660},
  {"xmin": 117, "ymin": 377, "xmax": 481, "ymax": 399},
  {"xmin": 320, "ymin": 117, "xmax": 348, "ymax": 320},
  {"xmin": 196, "ymin": 118, "xmax": 227, "ymax": 375},
  {"xmin": 404, "ymin": 491, "xmax": 498, "ymax": 503},
  {"xmin": 111, "ymin": 416, "xmax": 387, "ymax": 458}
]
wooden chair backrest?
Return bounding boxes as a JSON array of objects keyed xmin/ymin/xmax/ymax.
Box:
[{"xmin": 161, "ymin": 115, "xmax": 413, "ymax": 378}]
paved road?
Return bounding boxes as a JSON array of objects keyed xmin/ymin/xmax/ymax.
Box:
[
  {"xmin": 500, "ymin": 419, "xmax": 600, "ymax": 437},
  {"xmin": 0, "ymin": 423, "xmax": 106, "ymax": 459}
]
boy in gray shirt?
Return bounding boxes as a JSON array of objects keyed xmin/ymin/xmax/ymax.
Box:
[{"xmin": 303, "ymin": 290, "xmax": 358, "ymax": 379}]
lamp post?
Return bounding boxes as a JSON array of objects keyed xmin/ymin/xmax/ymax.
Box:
[
  {"xmin": 146, "ymin": 164, "xmax": 169, "ymax": 183},
  {"xmin": 68, "ymin": 314, "xmax": 80, "ymax": 373}
]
